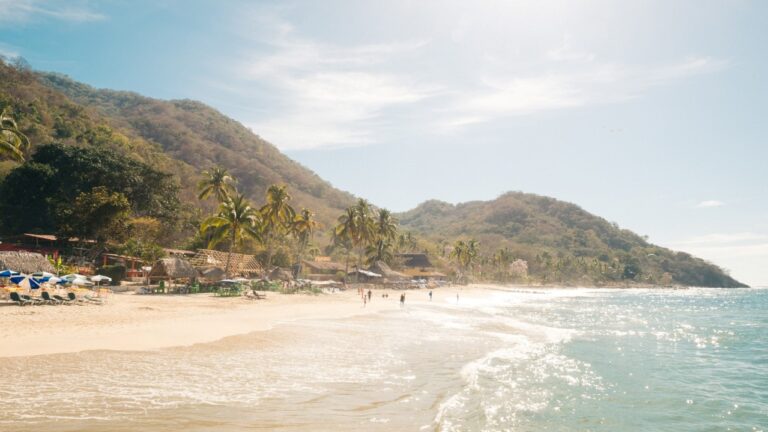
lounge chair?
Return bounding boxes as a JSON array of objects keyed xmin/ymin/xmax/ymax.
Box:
[
  {"xmin": 53, "ymin": 294, "xmax": 72, "ymax": 304},
  {"xmin": 67, "ymin": 292, "xmax": 85, "ymax": 305},
  {"xmin": 20, "ymin": 293, "xmax": 44, "ymax": 305},
  {"xmin": 84, "ymin": 294, "xmax": 104, "ymax": 305},
  {"xmin": 9, "ymin": 291, "xmax": 31, "ymax": 306},
  {"xmin": 41, "ymin": 291, "xmax": 61, "ymax": 305}
]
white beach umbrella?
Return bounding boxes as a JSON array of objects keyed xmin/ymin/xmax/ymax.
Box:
[
  {"xmin": 32, "ymin": 271, "xmax": 55, "ymax": 279},
  {"xmin": 90, "ymin": 275, "xmax": 112, "ymax": 286},
  {"xmin": 71, "ymin": 277, "xmax": 94, "ymax": 287}
]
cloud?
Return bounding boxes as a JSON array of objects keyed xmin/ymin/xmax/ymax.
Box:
[
  {"xmin": 697, "ymin": 200, "xmax": 725, "ymax": 208},
  {"xmin": 235, "ymin": 17, "xmax": 435, "ymax": 150},
  {"xmin": 438, "ymin": 56, "xmax": 727, "ymax": 131},
  {"xmin": 0, "ymin": 0, "xmax": 105, "ymax": 24}
]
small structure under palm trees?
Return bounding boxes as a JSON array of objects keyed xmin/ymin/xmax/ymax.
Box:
[
  {"xmin": 148, "ymin": 257, "xmax": 197, "ymax": 284},
  {"xmin": 368, "ymin": 260, "xmax": 408, "ymax": 283},
  {"xmin": 0, "ymin": 251, "xmax": 56, "ymax": 274},
  {"xmin": 189, "ymin": 249, "xmax": 262, "ymax": 278}
]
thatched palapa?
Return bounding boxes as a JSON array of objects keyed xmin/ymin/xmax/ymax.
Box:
[
  {"xmin": 0, "ymin": 251, "xmax": 55, "ymax": 274},
  {"xmin": 148, "ymin": 257, "xmax": 197, "ymax": 281},
  {"xmin": 189, "ymin": 249, "xmax": 262, "ymax": 277},
  {"xmin": 269, "ymin": 267, "xmax": 294, "ymax": 282},
  {"xmin": 368, "ymin": 261, "xmax": 408, "ymax": 282}
]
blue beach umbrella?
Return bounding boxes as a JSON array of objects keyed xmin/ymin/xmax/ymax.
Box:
[
  {"xmin": 10, "ymin": 274, "xmax": 42, "ymax": 290},
  {"xmin": 0, "ymin": 269, "xmax": 19, "ymax": 277}
]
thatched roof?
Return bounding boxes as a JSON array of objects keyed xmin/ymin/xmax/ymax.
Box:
[
  {"xmin": 189, "ymin": 249, "xmax": 262, "ymax": 276},
  {"xmin": 148, "ymin": 257, "xmax": 197, "ymax": 280},
  {"xmin": 396, "ymin": 253, "xmax": 433, "ymax": 268},
  {"xmin": 269, "ymin": 267, "xmax": 293, "ymax": 281},
  {"xmin": 199, "ymin": 266, "xmax": 225, "ymax": 282},
  {"xmin": 301, "ymin": 259, "xmax": 346, "ymax": 272},
  {"xmin": 368, "ymin": 261, "xmax": 408, "ymax": 280},
  {"xmin": 0, "ymin": 251, "xmax": 55, "ymax": 274},
  {"xmin": 403, "ymin": 268, "xmax": 447, "ymax": 278}
]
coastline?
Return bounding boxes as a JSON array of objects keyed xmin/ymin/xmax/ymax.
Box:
[{"xmin": 0, "ymin": 286, "xmax": 479, "ymax": 358}]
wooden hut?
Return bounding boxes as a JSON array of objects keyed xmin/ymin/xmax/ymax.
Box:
[
  {"xmin": 368, "ymin": 261, "xmax": 408, "ymax": 283},
  {"xmin": 148, "ymin": 257, "xmax": 197, "ymax": 283},
  {"xmin": 0, "ymin": 251, "xmax": 55, "ymax": 274},
  {"xmin": 300, "ymin": 258, "xmax": 346, "ymax": 280},
  {"xmin": 269, "ymin": 267, "xmax": 294, "ymax": 282},
  {"xmin": 189, "ymin": 249, "xmax": 262, "ymax": 277}
]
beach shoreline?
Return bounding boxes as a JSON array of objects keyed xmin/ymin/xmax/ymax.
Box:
[{"xmin": 0, "ymin": 286, "xmax": 485, "ymax": 358}]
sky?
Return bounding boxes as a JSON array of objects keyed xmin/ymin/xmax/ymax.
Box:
[{"xmin": 1, "ymin": 0, "xmax": 767, "ymax": 286}]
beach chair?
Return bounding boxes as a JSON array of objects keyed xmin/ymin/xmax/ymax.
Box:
[
  {"xmin": 53, "ymin": 293, "xmax": 72, "ymax": 305},
  {"xmin": 9, "ymin": 291, "xmax": 31, "ymax": 306},
  {"xmin": 21, "ymin": 293, "xmax": 44, "ymax": 305},
  {"xmin": 41, "ymin": 291, "xmax": 61, "ymax": 305},
  {"xmin": 84, "ymin": 294, "xmax": 104, "ymax": 305},
  {"xmin": 67, "ymin": 292, "xmax": 85, "ymax": 305}
]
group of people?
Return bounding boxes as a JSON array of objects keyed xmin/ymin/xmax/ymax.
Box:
[{"xmin": 359, "ymin": 288, "xmax": 449, "ymax": 308}]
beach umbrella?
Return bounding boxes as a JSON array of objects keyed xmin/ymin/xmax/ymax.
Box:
[
  {"xmin": 71, "ymin": 278, "xmax": 94, "ymax": 287},
  {"xmin": 10, "ymin": 274, "xmax": 42, "ymax": 290},
  {"xmin": 90, "ymin": 275, "xmax": 112, "ymax": 286},
  {"xmin": 32, "ymin": 271, "xmax": 55, "ymax": 279},
  {"xmin": 0, "ymin": 269, "xmax": 19, "ymax": 277},
  {"xmin": 46, "ymin": 276, "xmax": 62, "ymax": 284}
]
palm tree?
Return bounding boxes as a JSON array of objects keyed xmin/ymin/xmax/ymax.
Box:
[
  {"xmin": 0, "ymin": 108, "xmax": 30, "ymax": 162},
  {"xmin": 366, "ymin": 208, "xmax": 398, "ymax": 265},
  {"xmin": 291, "ymin": 208, "xmax": 319, "ymax": 277},
  {"xmin": 351, "ymin": 199, "xmax": 375, "ymax": 279},
  {"xmin": 466, "ymin": 239, "xmax": 480, "ymax": 276},
  {"xmin": 334, "ymin": 207, "xmax": 358, "ymax": 282},
  {"xmin": 494, "ymin": 247, "xmax": 514, "ymax": 281},
  {"xmin": 201, "ymin": 193, "xmax": 261, "ymax": 277},
  {"xmin": 197, "ymin": 166, "xmax": 236, "ymax": 202},
  {"xmin": 260, "ymin": 185, "xmax": 295, "ymax": 271},
  {"xmin": 365, "ymin": 238, "xmax": 394, "ymax": 265}
]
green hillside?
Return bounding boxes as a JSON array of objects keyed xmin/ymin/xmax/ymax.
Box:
[
  {"xmin": 36, "ymin": 71, "xmax": 356, "ymax": 229},
  {"xmin": 399, "ymin": 193, "xmax": 746, "ymax": 287},
  {"xmin": 0, "ymin": 60, "xmax": 747, "ymax": 287}
]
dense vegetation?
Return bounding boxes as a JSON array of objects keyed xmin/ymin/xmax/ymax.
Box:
[
  {"xmin": 398, "ymin": 193, "xmax": 747, "ymax": 287},
  {"xmin": 0, "ymin": 58, "xmax": 747, "ymax": 287}
]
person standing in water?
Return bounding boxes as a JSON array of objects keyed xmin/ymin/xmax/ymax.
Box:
[
  {"xmin": 367, "ymin": 289, "xmax": 372, "ymax": 301},
  {"xmin": 400, "ymin": 293, "xmax": 405, "ymax": 307},
  {"xmin": 456, "ymin": 293, "xmax": 459, "ymax": 303},
  {"xmin": 429, "ymin": 290, "xmax": 433, "ymax": 301}
]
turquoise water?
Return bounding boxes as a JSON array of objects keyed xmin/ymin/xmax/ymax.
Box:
[
  {"xmin": 1, "ymin": 287, "xmax": 766, "ymax": 431},
  {"xmin": 456, "ymin": 287, "xmax": 768, "ymax": 431}
]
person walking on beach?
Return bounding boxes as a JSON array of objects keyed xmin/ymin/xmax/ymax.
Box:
[
  {"xmin": 367, "ymin": 289, "xmax": 372, "ymax": 301},
  {"xmin": 429, "ymin": 290, "xmax": 433, "ymax": 301},
  {"xmin": 400, "ymin": 293, "xmax": 405, "ymax": 308},
  {"xmin": 456, "ymin": 293, "xmax": 459, "ymax": 303}
]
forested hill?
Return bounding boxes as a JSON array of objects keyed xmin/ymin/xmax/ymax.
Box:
[
  {"xmin": 31, "ymin": 68, "xmax": 356, "ymax": 228},
  {"xmin": 399, "ymin": 193, "xmax": 747, "ymax": 287}
]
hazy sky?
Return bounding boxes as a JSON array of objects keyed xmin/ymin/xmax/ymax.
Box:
[{"xmin": 1, "ymin": 0, "xmax": 766, "ymax": 286}]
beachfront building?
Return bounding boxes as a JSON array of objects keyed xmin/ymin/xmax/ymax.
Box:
[
  {"xmin": 147, "ymin": 257, "xmax": 198, "ymax": 286},
  {"xmin": 300, "ymin": 256, "xmax": 346, "ymax": 281},
  {"xmin": 368, "ymin": 260, "xmax": 408, "ymax": 283},
  {"xmin": 0, "ymin": 251, "xmax": 56, "ymax": 275},
  {"xmin": 394, "ymin": 253, "xmax": 447, "ymax": 281},
  {"xmin": 188, "ymin": 249, "xmax": 262, "ymax": 278}
]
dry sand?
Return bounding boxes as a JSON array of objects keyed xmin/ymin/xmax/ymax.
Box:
[{"xmin": 0, "ymin": 286, "xmax": 479, "ymax": 358}]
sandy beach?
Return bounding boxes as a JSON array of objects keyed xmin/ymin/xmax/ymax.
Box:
[{"xmin": 0, "ymin": 287, "xmax": 470, "ymax": 358}]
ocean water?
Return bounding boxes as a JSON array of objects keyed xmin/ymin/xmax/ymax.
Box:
[{"xmin": 1, "ymin": 287, "xmax": 766, "ymax": 431}]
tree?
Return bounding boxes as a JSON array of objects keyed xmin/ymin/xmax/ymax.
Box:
[
  {"xmin": 291, "ymin": 208, "xmax": 319, "ymax": 277},
  {"xmin": 260, "ymin": 185, "xmax": 295, "ymax": 270},
  {"xmin": 201, "ymin": 193, "xmax": 261, "ymax": 277},
  {"xmin": 450, "ymin": 239, "xmax": 480, "ymax": 281},
  {"xmin": 197, "ymin": 166, "xmax": 236, "ymax": 202},
  {"xmin": 57, "ymin": 186, "xmax": 131, "ymax": 244},
  {"xmin": 366, "ymin": 208, "xmax": 398, "ymax": 265},
  {"xmin": 333, "ymin": 207, "xmax": 357, "ymax": 282},
  {"xmin": 0, "ymin": 108, "xmax": 30, "ymax": 162}
]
